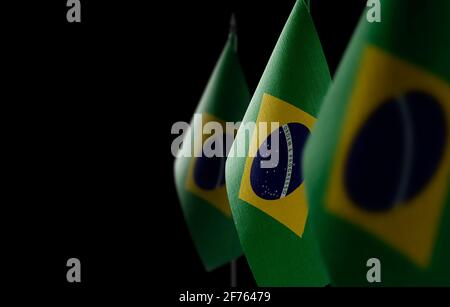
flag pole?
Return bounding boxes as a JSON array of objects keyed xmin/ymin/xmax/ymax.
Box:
[
  {"xmin": 229, "ymin": 13, "xmax": 238, "ymax": 288},
  {"xmin": 229, "ymin": 13, "xmax": 237, "ymax": 52},
  {"xmin": 231, "ymin": 259, "xmax": 237, "ymax": 287}
]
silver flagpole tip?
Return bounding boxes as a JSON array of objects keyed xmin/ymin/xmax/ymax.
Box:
[
  {"xmin": 229, "ymin": 13, "xmax": 238, "ymax": 52},
  {"xmin": 229, "ymin": 13, "xmax": 237, "ymax": 34}
]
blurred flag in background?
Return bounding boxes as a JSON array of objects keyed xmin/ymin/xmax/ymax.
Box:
[
  {"xmin": 304, "ymin": 0, "xmax": 450, "ymax": 286},
  {"xmin": 174, "ymin": 17, "xmax": 250, "ymax": 271}
]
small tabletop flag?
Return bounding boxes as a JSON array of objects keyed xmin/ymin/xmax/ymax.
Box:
[
  {"xmin": 303, "ymin": 0, "xmax": 450, "ymax": 286},
  {"xmin": 225, "ymin": 0, "xmax": 331, "ymax": 286},
  {"xmin": 174, "ymin": 17, "xmax": 250, "ymax": 271}
]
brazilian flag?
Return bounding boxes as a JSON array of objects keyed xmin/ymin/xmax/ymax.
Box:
[
  {"xmin": 174, "ymin": 19, "xmax": 250, "ymax": 271},
  {"xmin": 225, "ymin": 0, "xmax": 330, "ymax": 286},
  {"xmin": 303, "ymin": 0, "xmax": 450, "ymax": 286}
]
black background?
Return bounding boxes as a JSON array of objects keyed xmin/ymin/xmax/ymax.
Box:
[{"xmin": 5, "ymin": 0, "xmax": 372, "ymax": 300}]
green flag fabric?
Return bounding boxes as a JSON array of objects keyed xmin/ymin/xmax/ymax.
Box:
[
  {"xmin": 304, "ymin": 0, "xmax": 450, "ymax": 286},
  {"xmin": 225, "ymin": 0, "xmax": 331, "ymax": 286},
  {"xmin": 174, "ymin": 27, "xmax": 250, "ymax": 271}
]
